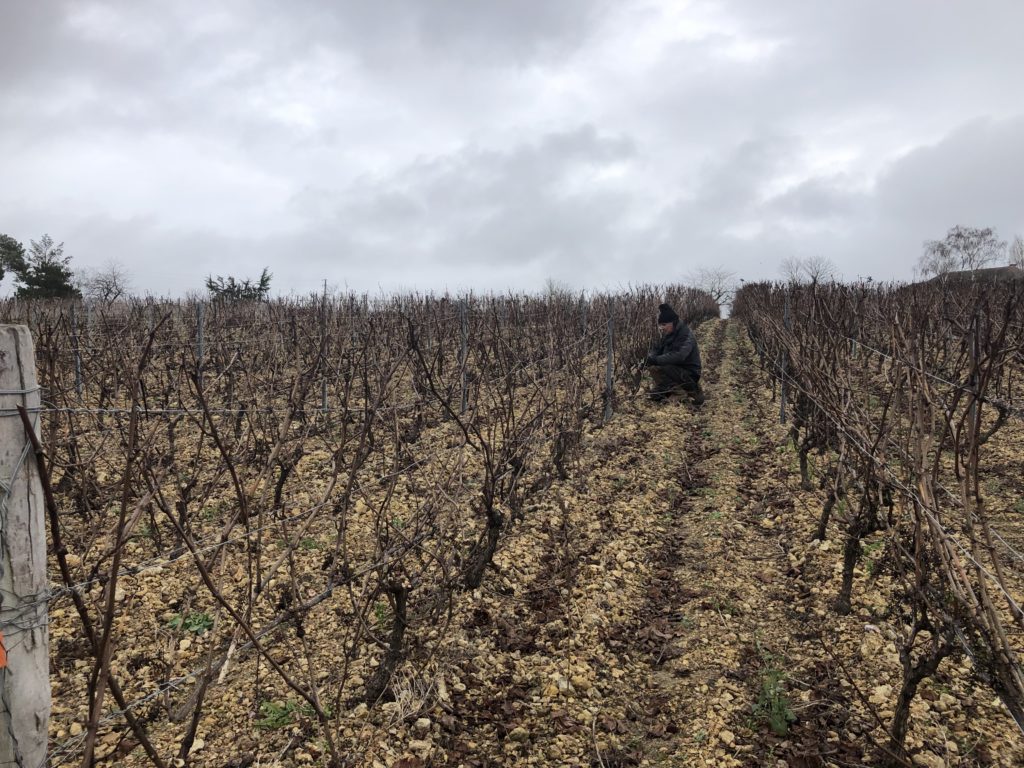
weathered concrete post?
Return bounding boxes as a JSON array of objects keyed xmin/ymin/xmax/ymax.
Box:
[{"xmin": 0, "ymin": 325, "xmax": 50, "ymax": 768}]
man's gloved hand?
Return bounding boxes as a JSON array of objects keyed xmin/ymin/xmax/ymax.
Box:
[{"xmin": 645, "ymin": 353, "xmax": 659, "ymax": 366}]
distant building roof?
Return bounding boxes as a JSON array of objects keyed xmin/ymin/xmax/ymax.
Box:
[{"xmin": 925, "ymin": 265, "xmax": 1024, "ymax": 284}]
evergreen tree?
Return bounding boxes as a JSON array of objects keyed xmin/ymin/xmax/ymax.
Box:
[
  {"xmin": 2, "ymin": 234, "xmax": 81, "ymax": 298},
  {"xmin": 0, "ymin": 233, "xmax": 27, "ymax": 283},
  {"xmin": 206, "ymin": 267, "xmax": 272, "ymax": 301}
]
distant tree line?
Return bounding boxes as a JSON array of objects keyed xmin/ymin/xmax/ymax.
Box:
[
  {"xmin": 1, "ymin": 231, "xmax": 274, "ymax": 302},
  {"xmin": 770, "ymin": 225, "xmax": 1024, "ymax": 285},
  {"xmin": 5, "ymin": 226, "xmax": 1023, "ymax": 302}
]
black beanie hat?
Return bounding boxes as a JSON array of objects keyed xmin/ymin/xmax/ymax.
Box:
[{"xmin": 657, "ymin": 303, "xmax": 679, "ymax": 324}]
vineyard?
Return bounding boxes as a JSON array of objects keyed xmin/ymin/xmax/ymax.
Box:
[{"xmin": 1, "ymin": 280, "xmax": 1023, "ymax": 767}]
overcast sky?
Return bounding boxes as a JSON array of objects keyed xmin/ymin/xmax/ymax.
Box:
[{"xmin": 3, "ymin": 0, "xmax": 1023, "ymax": 297}]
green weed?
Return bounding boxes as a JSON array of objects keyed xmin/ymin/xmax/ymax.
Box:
[
  {"xmin": 255, "ymin": 699, "xmax": 323, "ymax": 730},
  {"xmin": 711, "ymin": 597, "xmax": 740, "ymax": 616},
  {"xmin": 200, "ymin": 502, "xmax": 222, "ymax": 521},
  {"xmin": 256, "ymin": 700, "xmax": 298, "ymax": 730},
  {"xmin": 373, "ymin": 600, "xmax": 390, "ymax": 630},
  {"xmin": 753, "ymin": 642, "xmax": 797, "ymax": 736},
  {"xmin": 167, "ymin": 611, "xmax": 214, "ymax": 635}
]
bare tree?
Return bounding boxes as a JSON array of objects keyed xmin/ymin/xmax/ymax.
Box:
[
  {"xmin": 1010, "ymin": 235, "xmax": 1024, "ymax": 270},
  {"xmin": 78, "ymin": 260, "xmax": 132, "ymax": 303},
  {"xmin": 915, "ymin": 245, "xmax": 957, "ymax": 278},
  {"xmin": 918, "ymin": 225, "xmax": 1006, "ymax": 277},
  {"xmin": 779, "ymin": 256, "xmax": 837, "ymax": 284},
  {"xmin": 686, "ymin": 266, "xmax": 737, "ymax": 307},
  {"xmin": 543, "ymin": 277, "xmax": 574, "ymax": 300},
  {"xmin": 780, "ymin": 256, "xmax": 804, "ymax": 283},
  {"xmin": 802, "ymin": 255, "xmax": 838, "ymax": 283}
]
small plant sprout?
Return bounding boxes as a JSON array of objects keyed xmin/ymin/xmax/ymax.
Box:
[
  {"xmin": 167, "ymin": 611, "xmax": 215, "ymax": 635},
  {"xmin": 752, "ymin": 641, "xmax": 797, "ymax": 736}
]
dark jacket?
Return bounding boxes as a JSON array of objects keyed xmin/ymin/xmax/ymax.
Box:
[{"xmin": 650, "ymin": 322, "xmax": 701, "ymax": 378}]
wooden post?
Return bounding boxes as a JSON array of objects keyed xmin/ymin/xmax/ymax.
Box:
[
  {"xmin": 320, "ymin": 299, "xmax": 329, "ymax": 413},
  {"xmin": 459, "ymin": 299, "xmax": 468, "ymax": 414},
  {"xmin": 196, "ymin": 303, "xmax": 205, "ymax": 391},
  {"xmin": 0, "ymin": 325, "xmax": 50, "ymax": 768},
  {"xmin": 603, "ymin": 315, "xmax": 614, "ymax": 424},
  {"xmin": 968, "ymin": 311, "xmax": 980, "ymax": 441},
  {"xmin": 780, "ymin": 292, "xmax": 790, "ymax": 424},
  {"xmin": 70, "ymin": 303, "xmax": 83, "ymax": 398}
]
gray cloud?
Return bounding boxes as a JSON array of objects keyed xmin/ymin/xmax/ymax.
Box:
[
  {"xmin": 2, "ymin": 1, "xmax": 1023, "ymax": 296},
  {"xmin": 875, "ymin": 117, "xmax": 1024, "ymax": 232}
]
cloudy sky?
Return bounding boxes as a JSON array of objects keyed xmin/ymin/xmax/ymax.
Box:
[{"xmin": 2, "ymin": 0, "xmax": 1023, "ymax": 297}]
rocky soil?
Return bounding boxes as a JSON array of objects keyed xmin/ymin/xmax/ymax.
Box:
[{"xmin": 48, "ymin": 319, "xmax": 1024, "ymax": 767}]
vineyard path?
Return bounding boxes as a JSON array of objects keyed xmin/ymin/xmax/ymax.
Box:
[
  {"xmin": 613, "ymin": 316, "xmax": 814, "ymax": 766},
  {"xmin": 563, "ymin": 318, "xmax": 1023, "ymax": 768},
  {"xmin": 432, "ymin": 317, "xmax": 823, "ymax": 768},
  {"xmin": 443, "ymin": 317, "xmax": 836, "ymax": 768}
]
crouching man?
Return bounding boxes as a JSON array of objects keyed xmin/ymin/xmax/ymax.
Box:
[{"xmin": 645, "ymin": 303, "xmax": 705, "ymax": 406}]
